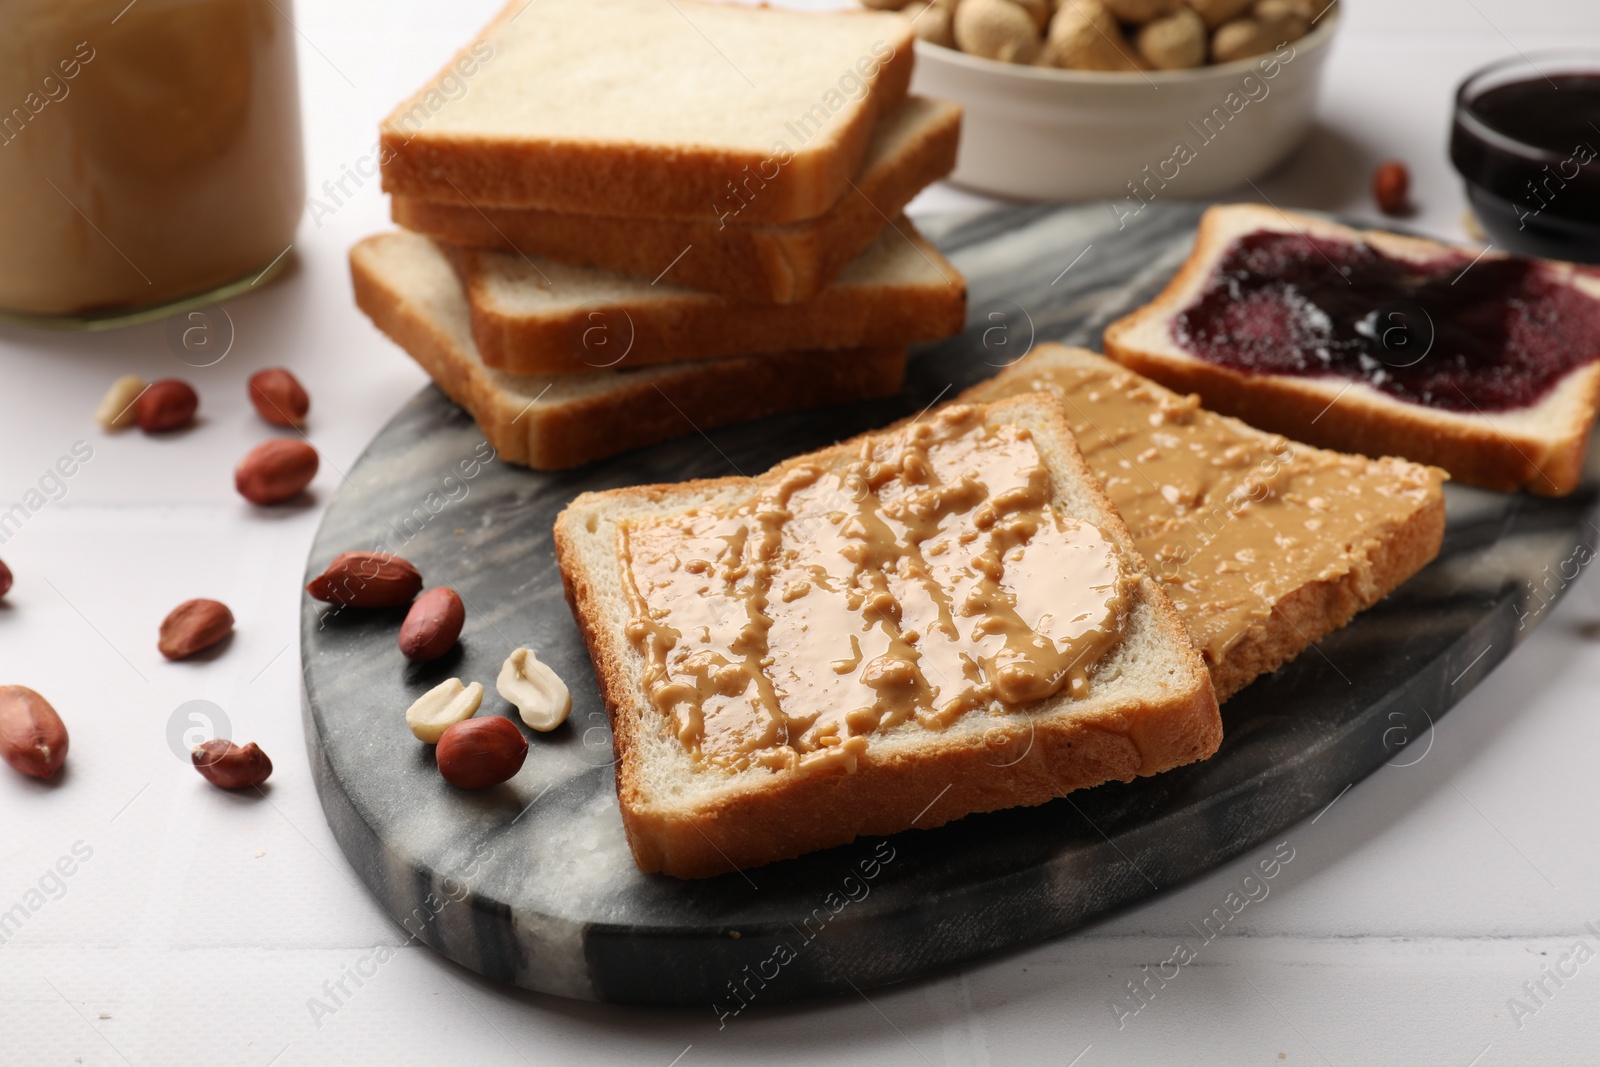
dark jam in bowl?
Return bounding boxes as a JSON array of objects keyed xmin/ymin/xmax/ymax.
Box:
[
  {"xmin": 1450, "ymin": 57, "xmax": 1600, "ymax": 263},
  {"xmin": 1172, "ymin": 230, "xmax": 1600, "ymax": 412}
]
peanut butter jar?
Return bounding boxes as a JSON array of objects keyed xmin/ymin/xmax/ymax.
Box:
[{"xmin": 0, "ymin": 0, "xmax": 304, "ymax": 327}]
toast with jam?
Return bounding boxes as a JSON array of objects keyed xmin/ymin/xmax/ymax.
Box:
[{"xmin": 1105, "ymin": 203, "xmax": 1600, "ymax": 495}]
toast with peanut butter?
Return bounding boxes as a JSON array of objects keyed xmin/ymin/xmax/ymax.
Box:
[
  {"xmin": 554, "ymin": 394, "xmax": 1221, "ymax": 878},
  {"xmin": 349, "ymin": 231, "xmax": 907, "ymax": 470},
  {"xmin": 1104, "ymin": 203, "xmax": 1600, "ymax": 495},
  {"xmin": 959, "ymin": 345, "xmax": 1447, "ymax": 701}
]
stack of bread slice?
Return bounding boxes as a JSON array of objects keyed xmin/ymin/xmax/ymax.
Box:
[{"xmin": 351, "ymin": 0, "xmax": 966, "ymax": 469}]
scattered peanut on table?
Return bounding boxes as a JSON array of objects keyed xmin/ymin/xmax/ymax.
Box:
[
  {"xmin": 248, "ymin": 367, "xmax": 311, "ymax": 428},
  {"xmin": 407, "ymin": 679, "xmax": 484, "ymax": 744},
  {"xmin": 1373, "ymin": 160, "xmax": 1411, "ymax": 215},
  {"xmin": 497, "ymin": 648, "xmax": 571, "ymax": 732},
  {"xmin": 136, "ymin": 379, "xmax": 199, "ymax": 434},
  {"xmin": 399, "ymin": 587, "xmax": 466, "ymax": 662},
  {"xmin": 235, "ymin": 439, "xmax": 319, "ymax": 506},
  {"xmin": 192, "ymin": 739, "xmax": 273, "ymax": 790},
  {"xmin": 0, "ymin": 686, "xmax": 68, "ymax": 780},
  {"xmin": 94, "ymin": 375, "xmax": 146, "ymax": 431},
  {"xmin": 436, "ymin": 717, "xmax": 527, "ymax": 789},
  {"xmin": 158, "ymin": 598, "xmax": 235, "ymax": 661},
  {"xmin": 306, "ymin": 551, "xmax": 423, "ymax": 609}
]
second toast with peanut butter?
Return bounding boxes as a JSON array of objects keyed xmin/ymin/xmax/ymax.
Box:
[{"xmin": 959, "ymin": 345, "xmax": 1447, "ymax": 701}]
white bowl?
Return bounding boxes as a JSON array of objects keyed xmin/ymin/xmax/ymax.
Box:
[{"xmin": 910, "ymin": 10, "xmax": 1341, "ymax": 201}]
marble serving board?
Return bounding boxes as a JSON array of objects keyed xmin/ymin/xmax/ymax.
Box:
[{"xmin": 301, "ymin": 201, "xmax": 1599, "ymax": 1006}]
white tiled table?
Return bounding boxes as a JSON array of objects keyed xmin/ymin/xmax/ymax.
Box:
[{"xmin": 4, "ymin": 2, "xmax": 1599, "ymax": 1063}]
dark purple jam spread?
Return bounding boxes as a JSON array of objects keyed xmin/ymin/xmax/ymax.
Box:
[{"xmin": 1171, "ymin": 230, "xmax": 1600, "ymax": 412}]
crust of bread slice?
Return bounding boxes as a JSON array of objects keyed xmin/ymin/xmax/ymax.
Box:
[
  {"xmin": 389, "ymin": 96, "xmax": 963, "ymax": 304},
  {"xmin": 378, "ymin": 0, "xmax": 913, "ymax": 224},
  {"xmin": 958, "ymin": 345, "xmax": 1447, "ymax": 701},
  {"xmin": 349, "ymin": 231, "xmax": 907, "ymax": 470},
  {"xmin": 553, "ymin": 393, "xmax": 1221, "ymax": 878},
  {"xmin": 456, "ymin": 217, "xmax": 965, "ymax": 374},
  {"xmin": 1103, "ymin": 203, "xmax": 1600, "ymax": 496}
]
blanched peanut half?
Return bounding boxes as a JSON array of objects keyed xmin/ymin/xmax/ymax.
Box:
[
  {"xmin": 407, "ymin": 678, "xmax": 483, "ymax": 743},
  {"xmin": 497, "ymin": 648, "xmax": 571, "ymax": 732},
  {"xmin": 95, "ymin": 375, "xmax": 146, "ymax": 430}
]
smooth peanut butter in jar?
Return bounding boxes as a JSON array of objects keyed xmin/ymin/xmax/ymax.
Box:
[
  {"xmin": 0, "ymin": 0, "xmax": 303, "ymax": 322},
  {"xmin": 619, "ymin": 406, "xmax": 1134, "ymax": 775}
]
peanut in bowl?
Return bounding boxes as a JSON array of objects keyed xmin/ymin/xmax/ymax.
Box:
[{"xmin": 893, "ymin": 0, "xmax": 1341, "ymax": 200}]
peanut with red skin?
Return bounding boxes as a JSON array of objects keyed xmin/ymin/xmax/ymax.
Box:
[
  {"xmin": 235, "ymin": 439, "xmax": 319, "ymax": 505},
  {"xmin": 159, "ymin": 598, "xmax": 235, "ymax": 660},
  {"xmin": 399, "ymin": 587, "xmax": 465, "ymax": 662},
  {"xmin": 136, "ymin": 379, "xmax": 199, "ymax": 433},
  {"xmin": 0, "ymin": 558, "xmax": 11, "ymax": 599},
  {"xmin": 192, "ymin": 739, "xmax": 273, "ymax": 789},
  {"xmin": 248, "ymin": 368, "xmax": 310, "ymax": 427},
  {"xmin": 0, "ymin": 686, "xmax": 68, "ymax": 780},
  {"xmin": 306, "ymin": 552, "xmax": 422, "ymax": 608},
  {"xmin": 436, "ymin": 717, "xmax": 527, "ymax": 789},
  {"xmin": 1373, "ymin": 160, "xmax": 1410, "ymax": 215}
]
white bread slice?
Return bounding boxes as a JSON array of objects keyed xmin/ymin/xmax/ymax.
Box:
[
  {"xmin": 1104, "ymin": 203, "xmax": 1600, "ymax": 496},
  {"xmin": 457, "ymin": 217, "xmax": 965, "ymax": 374},
  {"xmin": 349, "ymin": 232, "xmax": 907, "ymax": 470},
  {"xmin": 554, "ymin": 394, "xmax": 1221, "ymax": 878},
  {"xmin": 379, "ymin": 0, "xmax": 914, "ymax": 224},
  {"xmin": 958, "ymin": 345, "xmax": 1447, "ymax": 701},
  {"xmin": 389, "ymin": 96, "xmax": 963, "ymax": 304}
]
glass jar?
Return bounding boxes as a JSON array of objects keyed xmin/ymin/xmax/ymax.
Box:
[
  {"xmin": 0, "ymin": 0, "xmax": 304, "ymax": 328},
  {"xmin": 1450, "ymin": 50, "xmax": 1600, "ymax": 264}
]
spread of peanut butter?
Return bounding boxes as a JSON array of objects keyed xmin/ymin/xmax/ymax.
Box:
[
  {"xmin": 619, "ymin": 406, "xmax": 1134, "ymax": 774},
  {"xmin": 974, "ymin": 356, "xmax": 1441, "ymax": 666}
]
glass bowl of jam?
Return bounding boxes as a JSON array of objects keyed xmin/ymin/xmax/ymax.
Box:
[{"xmin": 1450, "ymin": 51, "xmax": 1600, "ymax": 263}]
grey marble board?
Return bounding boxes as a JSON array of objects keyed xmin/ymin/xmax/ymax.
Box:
[{"xmin": 301, "ymin": 201, "xmax": 1600, "ymax": 1006}]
